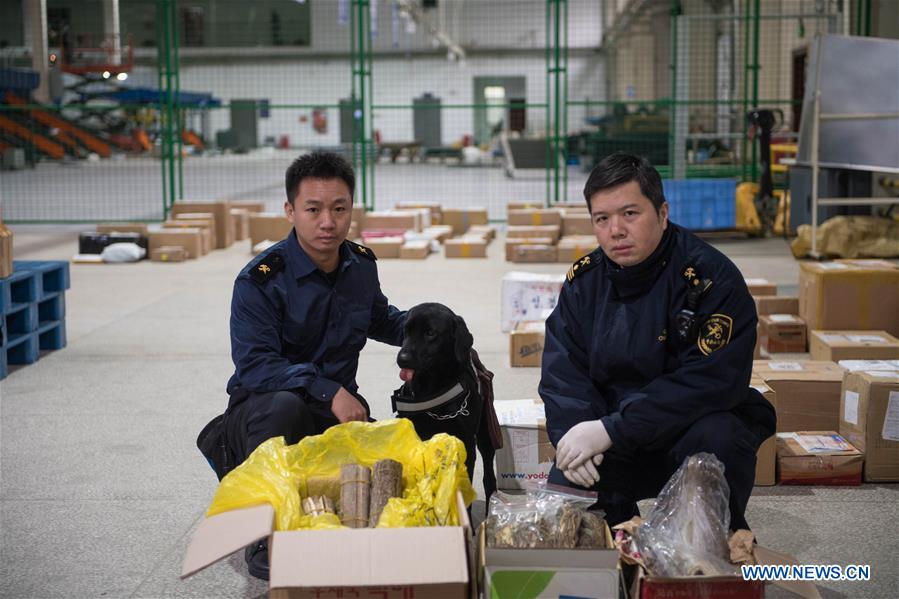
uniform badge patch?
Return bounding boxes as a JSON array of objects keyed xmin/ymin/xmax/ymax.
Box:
[
  {"xmin": 697, "ymin": 313, "xmax": 733, "ymax": 355},
  {"xmin": 566, "ymin": 252, "xmax": 598, "ymax": 282},
  {"xmin": 249, "ymin": 252, "xmax": 285, "ymax": 284}
]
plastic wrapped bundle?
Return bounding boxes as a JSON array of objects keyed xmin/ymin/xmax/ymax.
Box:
[{"xmin": 635, "ymin": 453, "xmax": 737, "ymax": 577}]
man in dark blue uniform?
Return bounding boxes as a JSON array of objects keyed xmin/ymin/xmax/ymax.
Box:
[
  {"xmin": 219, "ymin": 151, "xmax": 406, "ymax": 579},
  {"xmin": 539, "ymin": 152, "xmax": 775, "ymax": 532}
]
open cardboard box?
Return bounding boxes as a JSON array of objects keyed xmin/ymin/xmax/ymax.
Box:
[{"xmin": 182, "ymin": 492, "xmax": 473, "ymax": 598}]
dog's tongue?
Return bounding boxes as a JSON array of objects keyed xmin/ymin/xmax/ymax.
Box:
[{"xmin": 399, "ymin": 368, "xmax": 415, "ymax": 382}]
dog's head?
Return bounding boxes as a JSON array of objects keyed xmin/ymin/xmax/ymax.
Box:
[{"xmin": 396, "ymin": 303, "xmax": 473, "ymax": 393}]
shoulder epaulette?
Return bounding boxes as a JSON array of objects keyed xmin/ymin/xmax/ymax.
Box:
[
  {"xmin": 249, "ymin": 251, "xmax": 285, "ymax": 284},
  {"xmin": 347, "ymin": 240, "xmax": 377, "ymax": 261},
  {"xmin": 566, "ymin": 249, "xmax": 600, "ymax": 282}
]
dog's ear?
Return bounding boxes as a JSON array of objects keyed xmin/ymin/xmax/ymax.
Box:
[{"xmin": 453, "ymin": 315, "xmax": 474, "ymax": 366}]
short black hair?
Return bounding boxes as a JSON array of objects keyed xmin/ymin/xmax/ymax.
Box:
[
  {"xmin": 285, "ymin": 151, "xmax": 355, "ymax": 205},
  {"xmin": 583, "ymin": 152, "xmax": 665, "ymax": 213}
]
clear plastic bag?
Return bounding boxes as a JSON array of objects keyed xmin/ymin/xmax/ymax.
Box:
[
  {"xmin": 634, "ymin": 453, "xmax": 737, "ymax": 577},
  {"xmin": 486, "ymin": 483, "xmax": 605, "ymax": 549}
]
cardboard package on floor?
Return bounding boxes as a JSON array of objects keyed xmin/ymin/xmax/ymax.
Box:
[
  {"xmin": 750, "ymin": 378, "xmax": 777, "ymax": 486},
  {"xmin": 494, "ymin": 399, "xmax": 553, "ymax": 490},
  {"xmin": 776, "ymin": 431, "xmax": 863, "ymax": 485},
  {"xmin": 556, "ymin": 236, "xmax": 597, "ymax": 263},
  {"xmin": 799, "ymin": 260, "xmax": 899, "ymax": 337},
  {"xmin": 837, "ymin": 359, "xmax": 899, "ymax": 373},
  {"xmin": 96, "ymin": 223, "xmax": 150, "ymax": 236},
  {"xmin": 561, "ymin": 212, "xmax": 593, "ymax": 236},
  {"xmin": 759, "ymin": 314, "xmax": 807, "ymax": 353},
  {"xmin": 230, "ymin": 209, "xmax": 250, "ymax": 241},
  {"xmin": 809, "ymin": 330, "xmax": 899, "ymax": 362},
  {"xmin": 249, "ymin": 213, "xmax": 292, "ymax": 247},
  {"xmin": 351, "ymin": 205, "xmax": 366, "ymax": 228},
  {"xmin": 421, "ymin": 225, "xmax": 453, "ymax": 243},
  {"xmin": 754, "ymin": 295, "xmax": 799, "ymax": 316},
  {"xmin": 745, "ymin": 278, "xmax": 777, "ymax": 296},
  {"xmin": 510, "ymin": 321, "xmax": 545, "ymax": 367},
  {"xmin": 442, "ymin": 208, "xmax": 489, "ymax": 235},
  {"xmin": 347, "ymin": 221, "xmax": 359, "ymax": 241},
  {"xmin": 840, "ymin": 370, "xmax": 899, "ymax": 482},
  {"xmin": 363, "ymin": 210, "xmax": 423, "ymax": 233},
  {"xmin": 365, "ymin": 236, "xmax": 404, "ymax": 259},
  {"xmin": 479, "ymin": 520, "xmax": 618, "ymax": 599},
  {"xmin": 465, "ymin": 224, "xmax": 496, "ymax": 242},
  {"xmin": 181, "ymin": 493, "xmax": 471, "ymax": 598},
  {"xmin": 394, "ymin": 201, "xmax": 442, "ymax": 224},
  {"xmin": 150, "ymin": 246, "xmax": 187, "ymax": 262},
  {"xmin": 504, "ymin": 237, "xmax": 555, "ymax": 262},
  {"xmin": 175, "ymin": 212, "xmax": 218, "ymax": 247},
  {"xmin": 399, "ymin": 240, "xmax": 430, "ymax": 260},
  {"xmin": 148, "ymin": 228, "xmax": 204, "ymax": 259},
  {"xmin": 501, "ymin": 271, "xmax": 564, "ymax": 332},
  {"xmin": 164, "ymin": 219, "xmax": 214, "ymax": 254},
  {"xmin": 445, "ymin": 236, "xmax": 487, "ymax": 258},
  {"xmin": 506, "ymin": 201, "xmax": 545, "ymax": 214},
  {"xmin": 753, "ymin": 361, "xmax": 845, "ymax": 432},
  {"xmin": 509, "ymin": 244, "xmax": 557, "ymax": 264},
  {"xmin": 230, "ymin": 201, "xmax": 265, "ymax": 213},
  {"xmin": 507, "ymin": 209, "xmax": 563, "ymax": 227},
  {"xmin": 506, "ymin": 225, "xmax": 561, "ymax": 244},
  {"xmin": 171, "ymin": 201, "xmax": 233, "ymax": 249}
]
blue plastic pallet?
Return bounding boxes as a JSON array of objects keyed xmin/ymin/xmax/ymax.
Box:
[
  {"xmin": 5, "ymin": 302, "xmax": 38, "ymax": 335},
  {"xmin": 0, "ymin": 268, "xmax": 40, "ymax": 315},
  {"xmin": 4, "ymin": 331, "xmax": 39, "ymax": 365},
  {"xmin": 663, "ymin": 179, "xmax": 736, "ymax": 231},
  {"xmin": 38, "ymin": 292, "xmax": 66, "ymax": 323},
  {"xmin": 37, "ymin": 320, "xmax": 66, "ymax": 351},
  {"xmin": 13, "ymin": 260, "xmax": 71, "ymax": 299}
]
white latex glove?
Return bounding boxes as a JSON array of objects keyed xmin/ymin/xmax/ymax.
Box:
[
  {"xmin": 555, "ymin": 419, "xmax": 612, "ymax": 470},
  {"xmin": 562, "ymin": 454, "xmax": 604, "ymax": 487}
]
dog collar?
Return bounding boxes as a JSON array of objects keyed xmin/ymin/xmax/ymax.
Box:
[{"xmin": 392, "ymin": 382, "xmax": 466, "ymax": 413}]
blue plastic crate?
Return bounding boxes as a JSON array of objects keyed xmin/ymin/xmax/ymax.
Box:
[
  {"xmin": 13, "ymin": 261, "xmax": 70, "ymax": 299},
  {"xmin": 5, "ymin": 331, "xmax": 39, "ymax": 365},
  {"xmin": 38, "ymin": 293, "xmax": 66, "ymax": 323},
  {"xmin": 0, "ymin": 267, "xmax": 40, "ymax": 315},
  {"xmin": 662, "ymin": 179, "xmax": 736, "ymax": 231},
  {"xmin": 5, "ymin": 302, "xmax": 38, "ymax": 335},
  {"xmin": 38, "ymin": 320, "xmax": 66, "ymax": 351}
]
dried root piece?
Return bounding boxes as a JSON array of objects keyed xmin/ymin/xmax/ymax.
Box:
[
  {"xmin": 369, "ymin": 459, "xmax": 403, "ymax": 527},
  {"xmin": 576, "ymin": 511, "xmax": 608, "ymax": 548},
  {"xmin": 556, "ymin": 503, "xmax": 583, "ymax": 548},
  {"xmin": 339, "ymin": 464, "xmax": 371, "ymax": 528},
  {"xmin": 302, "ymin": 495, "xmax": 335, "ymax": 517},
  {"xmin": 306, "ymin": 475, "xmax": 340, "ymax": 503}
]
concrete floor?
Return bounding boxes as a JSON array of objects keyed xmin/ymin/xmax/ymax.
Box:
[{"xmin": 2, "ymin": 225, "xmax": 897, "ymax": 598}]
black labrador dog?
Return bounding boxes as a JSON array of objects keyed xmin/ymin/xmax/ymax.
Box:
[{"xmin": 392, "ymin": 303, "xmax": 501, "ymax": 499}]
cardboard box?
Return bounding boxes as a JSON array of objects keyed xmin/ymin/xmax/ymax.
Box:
[
  {"xmin": 399, "ymin": 240, "xmax": 430, "ymax": 260},
  {"xmin": 347, "ymin": 221, "xmax": 359, "ymax": 241},
  {"xmin": 479, "ymin": 522, "xmax": 618, "ymax": 599},
  {"xmin": 249, "ymin": 213, "xmax": 292, "ymax": 247},
  {"xmin": 0, "ymin": 220, "xmax": 12, "ymax": 278},
  {"xmin": 366, "ymin": 236, "xmax": 404, "ymax": 259},
  {"xmin": 96, "ymin": 223, "xmax": 150, "ymax": 236},
  {"xmin": 171, "ymin": 201, "xmax": 233, "ymax": 249},
  {"xmin": 501, "ymin": 272, "xmax": 564, "ymax": 332},
  {"xmin": 837, "ymin": 359, "xmax": 899, "ymax": 373},
  {"xmin": 556, "ymin": 236, "xmax": 597, "ymax": 263},
  {"xmin": 809, "ymin": 330, "xmax": 899, "ymax": 362},
  {"xmin": 148, "ymin": 229, "xmax": 204, "ymax": 259},
  {"xmin": 230, "ymin": 209, "xmax": 250, "ymax": 241},
  {"xmin": 753, "ymin": 361, "xmax": 845, "ymax": 432},
  {"xmin": 230, "ymin": 201, "xmax": 265, "ymax": 213},
  {"xmin": 505, "ymin": 237, "xmax": 555, "ymax": 262},
  {"xmin": 164, "ymin": 219, "xmax": 213, "ymax": 254},
  {"xmin": 445, "ymin": 237, "xmax": 487, "ymax": 258},
  {"xmin": 509, "ymin": 244, "xmax": 557, "ymax": 263},
  {"xmin": 508, "ymin": 209, "xmax": 563, "ymax": 227},
  {"xmin": 466, "ymin": 224, "xmax": 496, "ymax": 242},
  {"xmin": 442, "ymin": 208, "xmax": 489, "ymax": 236},
  {"xmin": 745, "ymin": 278, "xmax": 777, "ymax": 296},
  {"xmin": 840, "ymin": 371, "xmax": 899, "ymax": 481},
  {"xmin": 351, "ymin": 205, "xmax": 366, "ymax": 228},
  {"xmin": 182, "ymin": 493, "xmax": 471, "ymax": 598},
  {"xmin": 394, "ymin": 207, "xmax": 432, "ymax": 229},
  {"xmin": 759, "ymin": 314, "xmax": 807, "ymax": 353},
  {"xmin": 363, "ymin": 210, "xmax": 422, "ymax": 232},
  {"xmin": 561, "ymin": 213, "xmax": 593, "ymax": 236},
  {"xmin": 394, "ymin": 201, "xmax": 442, "ymax": 224},
  {"xmin": 776, "ymin": 431, "xmax": 863, "ymax": 485},
  {"xmin": 506, "ymin": 225, "xmax": 561, "ymax": 244},
  {"xmin": 510, "ymin": 321, "xmax": 545, "ymax": 367},
  {"xmin": 150, "ymin": 246, "xmax": 187, "ymax": 262},
  {"xmin": 754, "ymin": 295, "xmax": 799, "ymax": 316},
  {"xmin": 799, "ymin": 260, "xmax": 899, "ymax": 337},
  {"xmin": 494, "ymin": 399, "xmax": 553, "ymax": 489},
  {"xmin": 750, "ymin": 379, "xmax": 777, "ymax": 486},
  {"xmin": 423, "ymin": 225, "xmax": 454, "ymax": 243},
  {"xmin": 507, "ymin": 201, "xmax": 545, "ymax": 213},
  {"xmin": 175, "ymin": 212, "xmax": 218, "ymax": 247}
]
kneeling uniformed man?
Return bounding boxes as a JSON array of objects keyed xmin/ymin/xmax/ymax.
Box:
[
  {"xmin": 218, "ymin": 151, "xmax": 406, "ymax": 579},
  {"xmin": 539, "ymin": 152, "xmax": 775, "ymax": 531}
]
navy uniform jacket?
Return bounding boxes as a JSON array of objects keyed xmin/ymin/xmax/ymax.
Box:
[
  {"xmin": 226, "ymin": 230, "xmax": 406, "ymax": 404},
  {"xmin": 539, "ymin": 223, "xmax": 774, "ymax": 453}
]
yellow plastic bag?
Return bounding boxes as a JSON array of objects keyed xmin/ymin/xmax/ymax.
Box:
[{"xmin": 206, "ymin": 418, "xmax": 475, "ymax": 531}]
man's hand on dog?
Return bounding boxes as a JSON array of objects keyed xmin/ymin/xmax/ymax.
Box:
[
  {"xmin": 556, "ymin": 419, "xmax": 612, "ymax": 472},
  {"xmin": 330, "ymin": 387, "xmax": 368, "ymax": 423}
]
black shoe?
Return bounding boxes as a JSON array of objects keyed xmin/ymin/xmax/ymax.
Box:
[{"xmin": 244, "ymin": 539, "xmax": 269, "ymax": 581}]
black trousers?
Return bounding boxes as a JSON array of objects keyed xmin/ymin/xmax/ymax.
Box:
[
  {"xmin": 225, "ymin": 389, "xmax": 347, "ymax": 464},
  {"xmin": 548, "ymin": 411, "xmax": 767, "ymax": 531}
]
